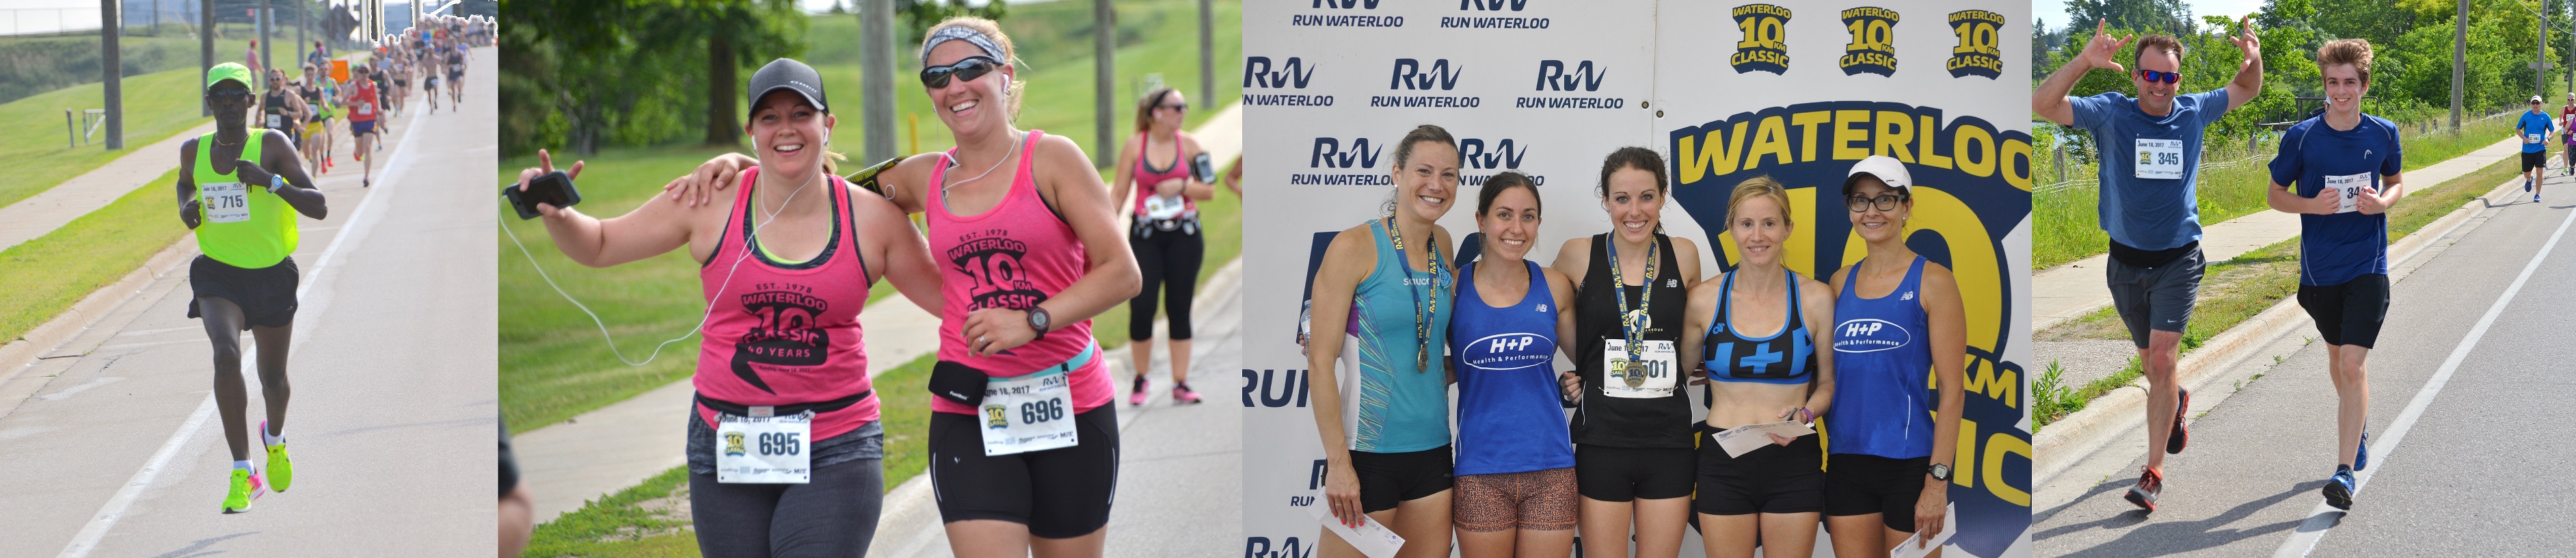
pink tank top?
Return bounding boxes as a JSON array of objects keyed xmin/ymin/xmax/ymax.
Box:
[
  {"xmin": 694, "ymin": 167, "xmax": 881, "ymax": 440},
  {"xmin": 1131, "ymin": 132, "xmax": 1195, "ymax": 215},
  {"xmin": 926, "ymin": 130, "xmax": 1114, "ymax": 415}
]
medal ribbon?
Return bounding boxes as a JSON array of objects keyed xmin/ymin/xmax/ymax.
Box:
[
  {"xmin": 1608, "ymin": 235, "xmax": 1658, "ymax": 381},
  {"xmin": 1385, "ymin": 217, "xmax": 1447, "ymax": 373}
]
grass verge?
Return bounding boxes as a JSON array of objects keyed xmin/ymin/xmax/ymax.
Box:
[
  {"xmin": 0, "ymin": 168, "xmax": 188, "ymax": 345},
  {"xmin": 2030, "ymin": 152, "xmax": 2521, "ymax": 429},
  {"xmin": 0, "ymin": 67, "xmax": 219, "ymax": 211}
]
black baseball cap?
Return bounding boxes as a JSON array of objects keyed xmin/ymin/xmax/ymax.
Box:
[{"xmin": 747, "ymin": 58, "xmax": 828, "ymax": 118}]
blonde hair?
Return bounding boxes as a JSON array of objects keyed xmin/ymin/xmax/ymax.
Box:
[
  {"xmin": 1726, "ymin": 176, "xmax": 1794, "ymax": 229},
  {"xmin": 925, "ymin": 16, "xmax": 1025, "ymax": 120},
  {"xmin": 2318, "ymin": 38, "xmax": 2374, "ymax": 84}
]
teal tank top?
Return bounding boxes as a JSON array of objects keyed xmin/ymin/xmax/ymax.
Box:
[{"xmin": 1336, "ymin": 218, "xmax": 1453, "ymax": 453}]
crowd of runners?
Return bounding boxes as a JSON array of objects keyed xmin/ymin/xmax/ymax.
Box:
[{"xmin": 199, "ymin": 14, "xmax": 489, "ymax": 514}]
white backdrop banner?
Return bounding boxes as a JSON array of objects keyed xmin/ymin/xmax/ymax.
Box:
[{"xmin": 1242, "ymin": 2, "xmax": 2030, "ymax": 557}]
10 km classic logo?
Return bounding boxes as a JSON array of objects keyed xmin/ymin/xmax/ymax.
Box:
[
  {"xmin": 1731, "ymin": 4, "xmax": 1791, "ymax": 74},
  {"xmin": 1838, "ymin": 7, "xmax": 1899, "ymax": 77},
  {"xmin": 1946, "ymin": 10, "xmax": 2007, "ymax": 79},
  {"xmin": 733, "ymin": 284, "xmax": 831, "ymax": 393}
]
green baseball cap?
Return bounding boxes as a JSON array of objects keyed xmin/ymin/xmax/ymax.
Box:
[{"xmin": 206, "ymin": 62, "xmax": 253, "ymax": 90}]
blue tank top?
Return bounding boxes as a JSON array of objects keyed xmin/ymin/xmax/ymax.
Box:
[
  {"xmin": 1699, "ymin": 267, "xmax": 1815, "ymax": 385},
  {"xmin": 1826, "ymin": 256, "xmax": 1936, "ymax": 458},
  {"xmin": 1337, "ymin": 218, "xmax": 1452, "ymax": 453},
  {"xmin": 1449, "ymin": 259, "xmax": 1574, "ymax": 476}
]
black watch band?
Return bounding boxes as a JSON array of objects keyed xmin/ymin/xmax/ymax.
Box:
[
  {"xmin": 1027, "ymin": 307, "xmax": 1051, "ymax": 338},
  {"xmin": 1928, "ymin": 463, "xmax": 1953, "ymax": 481}
]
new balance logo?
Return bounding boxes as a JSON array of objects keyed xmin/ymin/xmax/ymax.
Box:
[
  {"xmin": 1900, "ymin": 291, "xmax": 1914, "ymax": 301},
  {"xmin": 1535, "ymin": 304, "xmax": 1547, "ymax": 312}
]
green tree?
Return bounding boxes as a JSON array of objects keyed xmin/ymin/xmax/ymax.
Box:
[{"xmin": 2066, "ymin": 0, "xmax": 2195, "ymax": 34}]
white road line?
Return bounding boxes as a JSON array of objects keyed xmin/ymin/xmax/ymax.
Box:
[
  {"xmin": 2273, "ymin": 206, "xmax": 2576, "ymax": 558},
  {"xmin": 55, "ymin": 103, "xmax": 432, "ymax": 558}
]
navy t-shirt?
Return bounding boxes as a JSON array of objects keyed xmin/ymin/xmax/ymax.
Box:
[
  {"xmin": 2069, "ymin": 90, "xmax": 2233, "ymax": 251},
  {"xmin": 2268, "ymin": 115, "xmax": 2402, "ymax": 287},
  {"xmin": 2519, "ymin": 111, "xmax": 2555, "ymax": 153}
]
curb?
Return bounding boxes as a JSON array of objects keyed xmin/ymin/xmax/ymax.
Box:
[
  {"xmin": 0, "ymin": 241, "xmax": 195, "ymax": 416},
  {"xmin": 2032, "ymin": 170, "xmax": 2526, "ymax": 487}
]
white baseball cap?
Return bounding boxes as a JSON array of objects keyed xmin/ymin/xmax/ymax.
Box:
[
  {"xmin": 1844, "ymin": 155, "xmax": 1912, "ymax": 192},
  {"xmin": 2533, "ymin": 95, "xmax": 2545, "ymax": 104}
]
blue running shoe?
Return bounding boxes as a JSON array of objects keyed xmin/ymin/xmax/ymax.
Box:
[
  {"xmin": 2354, "ymin": 431, "xmax": 2369, "ymax": 471},
  {"xmin": 2529, "ymin": 179, "xmax": 2536, "ymax": 192},
  {"xmin": 2322, "ymin": 467, "xmax": 2356, "ymax": 510}
]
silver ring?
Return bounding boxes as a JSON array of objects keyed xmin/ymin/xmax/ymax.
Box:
[{"xmin": 977, "ymin": 335, "xmax": 988, "ymax": 344}]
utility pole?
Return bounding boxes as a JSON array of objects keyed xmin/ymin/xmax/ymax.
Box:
[
  {"xmin": 1095, "ymin": 0, "xmax": 1114, "ymax": 167},
  {"xmin": 260, "ymin": 0, "xmax": 270, "ymax": 84},
  {"xmin": 2455, "ymin": 0, "xmax": 2468, "ymax": 130},
  {"xmin": 860, "ymin": 0, "xmax": 896, "ymax": 163},
  {"xmin": 103, "ymin": 0, "xmax": 122, "ymax": 149},
  {"xmin": 201, "ymin": 0, "xmax": 213, "ymax": 116},
  {"xmin": 1198, "ymin": 0, "xmax": 1213, "ymax": 107}
]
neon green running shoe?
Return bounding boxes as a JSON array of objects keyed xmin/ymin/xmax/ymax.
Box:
[
  {"xmin": 263, "ymin": 421, "xmax": 293, "ymax": 492},
  {"xmin": 222, "ymin": 468, "xmax": 266, "ymax": 514}
]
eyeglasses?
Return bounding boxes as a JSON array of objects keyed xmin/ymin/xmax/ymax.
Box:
[
  {"xmin": 1845, "ymin": 194, "xmax": 1909, "ymax": 212},
  {"xmin": 2136, "ymin": 69, "xmax": 2180, "ymax": 84},
  {"xmin": 920, "ymin": 56, "xmax": 1002, "ymax": 88},
  {"xmin": 1159, "ymin": 102, "xmax": 1188, "ymax": 112}
]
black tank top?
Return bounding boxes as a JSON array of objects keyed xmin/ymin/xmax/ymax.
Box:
[
  {"xmin": 263, "ymin": 90, "xmax": 291, "ymax": 130},
  {"xmin": 1569, "ymin": 232, "xmax": 1694, "ymax": 449}
]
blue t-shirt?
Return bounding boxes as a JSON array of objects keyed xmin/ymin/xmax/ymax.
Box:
[
  {"xmin": 2269, "ymin": 115, "xmax": 2402, "ymax": 287},
  {"xmin": 2069, "ymin": 90, "xmax": 2232, "ymax": 251},
  {"xmin": 2519, "ymin": 111, "xmax": 2556, "ymax": 153}
]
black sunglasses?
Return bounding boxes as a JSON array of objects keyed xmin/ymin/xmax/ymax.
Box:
[
  {"xmin": 207, "ymin": 88, "xmax": 253, "ymax": 103},
  {"xmin": 1159, "ymin": 102, "xmax": 1188, "ymax": 112},
  {"xmin": 920, "ymin": 56, "xmax": 1003, "ymax": 89}
]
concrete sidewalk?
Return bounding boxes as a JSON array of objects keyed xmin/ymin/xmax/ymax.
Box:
[
  {"xmin": 0, "ymin": 121, "xmax": 213, "ymax": 254},
  {"xmin": 2032, "ymin": 137, "xmax": 2525, "ymax": 332},
  {"xmin": 515, "ymin": 101, "xmax": 1247, "ymax": 523}
]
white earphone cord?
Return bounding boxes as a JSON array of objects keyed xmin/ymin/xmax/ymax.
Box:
[{"xmin": 500, "ymin": 169, "xmax": 819, "ymax": 367}]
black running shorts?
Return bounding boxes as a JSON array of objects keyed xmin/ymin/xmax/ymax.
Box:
[
  {"xmin": 187, "ymin": 255, "xmax": 299, "ymax": 329},
  {"xmin": 1347, "ymin": 444, "xmax": 1455, "ymax": 514},
  {"xmin": 2298, "ymin": 274, "xmax": 2391, "ymax": 348},
  {"xmin": 1693, "ymin": 427, "xmax": 1824, "ymax": 515},
  {"xmin": 927, "ymin": 406, "xmax": 1119, "ymax": 539},
  {"xmin": 2525, "ymin": 150, "xmax": 2548, "ymax": 172},
  {"xmin": 1823, "ymin": 453, "xmax": 1933, "ymax": 532},
  {"xmin": 1574, "ymin": 444, "xmax": 1695, "ymax": 502}
]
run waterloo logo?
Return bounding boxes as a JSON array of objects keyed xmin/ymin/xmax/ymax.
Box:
[
  {"xmin": 1730, "ymin": 4, "xmax": 1791, "ymax": 74},
  {"xmin": 1838, "ymin": 7, "xmax": 1899, "ymax": 77},
  {"xmin": 1291, "ymin": 0, "xmax": 1401, "ymax": 27},
  {"xmin": 1443, "ymin": 0, "xmax": 1550, "ymax": 29},
  {"xmin": 1458, "ymin": 137, "xmax": 1546, "ymax": 186},
  {"xmin": 1516, "ymin": 60, "xmax": 1624, "ymax": 109},
  {"xmin": 1244, "ymin": 56, "xmax": 1332, "ymax": 107},
  {"xmin": 1294, "ymin": 137, "xmax": 1393, "ymax": 186},
  {"xmin": 1242, "ymin": 368, "xmax": 1311, "ymax": 408},
  {"xmin": 1946, "ymin": 10, "xmax": 2007, "ymax": 79},
  {"xmin": 1373, "ymin": 58, "xmax": 1479, "ymax": 108}
]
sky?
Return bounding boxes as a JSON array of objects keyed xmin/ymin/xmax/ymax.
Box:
[{"xmin": 2032, "ymin": 0, "xmax": 2272, "ymax": 31}]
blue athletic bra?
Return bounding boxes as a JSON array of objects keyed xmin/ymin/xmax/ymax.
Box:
[{"xmin": 1699, "ymin": 267, "xmax": 1815, "ymax": 385}]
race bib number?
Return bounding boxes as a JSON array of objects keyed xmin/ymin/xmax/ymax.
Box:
[
  {"xmin": 1602, "ymin": 339, "xmax": 1678, "ymax": 398},
  {"xmin": 2323, "ymin": 172, "xmax": 2370, "ymax": 214},
  {"xmin": 2528, "ymin": 133, "xmax": 2546, "ymax": 144},
  {"xmin": 979, "ymin": 369, "xmax": 1079, "ymax": 456},
  {"xmin": 2133, "ymin": 138, "xmax": 2185, "ymax": 179},
  {"xmin": 266, "ymin": 115, "xmax": 284, "ymax": 129},
  {"xmin": 715, "ymin": 411, "xmax": 811, "ymax": 483},
  {"xmin": 1143, "ymin": 194, "xmax": 1187, "ymax": 220},
  {"xmin": 202, "ymin": 182, "xmax": 250, "ymax": 224},
  {"xmin": 355, "ymin": 103, "xmax": 373, "ymax": 116}
]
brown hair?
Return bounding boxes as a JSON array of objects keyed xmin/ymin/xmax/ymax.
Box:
[
  {"xmin": 2132, "ymin": 34, "xmax": 2183, "ymax": 66},
  {"xmin": 1393, "ymin": 124, "xmax": 1457, "ymax": 169},
  {"xmin": 1596, "ymin": 146, "xmax": 1667, "ymax": 197},
  {"xmin": 1726, "ymin": 175, "xmax": 1794, "ymax": 230},
  {"xmin": 1133, "ymin": 87, "xmax": 1177, "ymax": 133},
  {"xmin": 924, "ymin": 16, "xmax": 1025, "ymax": 119},
  {"xmin": 2317, "ymin": 38, "xmax": 2374, "ymax": 84},
  {"xmin": 1476, "ymin": 171, "xmax": 1540, "ymax": 217}
]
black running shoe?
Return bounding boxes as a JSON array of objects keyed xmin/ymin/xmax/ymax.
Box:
[
  {"xmin": 2166, "ymin": 388, "xmax": 2190, "ymax": 455},
  {"xmin": 2322, "ymin": 466, "xmax": 2356, "ymax": 510}
]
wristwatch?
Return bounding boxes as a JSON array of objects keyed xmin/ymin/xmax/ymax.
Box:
[
  {"xmin": 1928, "ymin": 463, "xmax": 1953, "ymax": 482},
  {"xmin": 1026, "ymin": 306, "xmax": 1051, "ymax": 338}
]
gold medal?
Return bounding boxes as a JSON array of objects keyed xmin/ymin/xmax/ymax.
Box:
[{"xmin": 1623, "ymin": 359, "xmax": 1646, "ymax": 387}]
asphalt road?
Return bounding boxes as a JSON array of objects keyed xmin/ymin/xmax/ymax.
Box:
[
  {"xmin": 0, "ymin": 46, "xmax": 498, "ymax": 557},
  {"xmin": 2034, "ymin": 173, "xmax": 2576, "ymax": 556}
]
